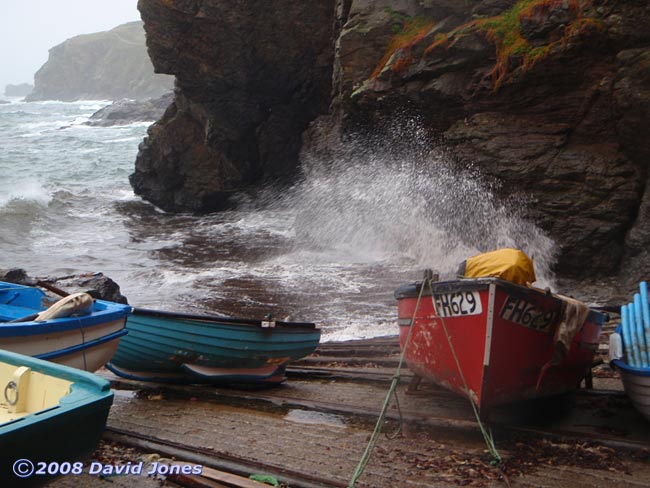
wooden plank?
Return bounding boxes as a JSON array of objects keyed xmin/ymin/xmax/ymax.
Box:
[
  {"xmin": 201, "ymin": 466, "xmax": 274, "ymax": 488},
  {"xmin": 168, "ymin": 473, "xmax": 229, "ymax": 488},
  {"xmin": 170, "ymin": 462, "xmax": 275, "ymax": 488}
]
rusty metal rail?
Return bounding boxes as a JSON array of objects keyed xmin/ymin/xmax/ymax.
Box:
[{"xmin": 104, "ymin": 428, "xmax": 344, "ymax": 488}]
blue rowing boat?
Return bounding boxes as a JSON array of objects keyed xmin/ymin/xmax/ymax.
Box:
[
  {"xmin": 106, "ymin": 308, "xmax": 321, "ymax": 385},
  {"xmin": 0, "ymin": 281, "xmax": 131, "ymax": 372},
  {"xmin": 1, "ymin": 349, "xmax": 113, "ymax": 486}
]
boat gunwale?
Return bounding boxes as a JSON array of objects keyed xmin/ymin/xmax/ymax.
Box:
[
  {"xmin": 0, "ymin": 308, "xmax": 130, "ymax": 336},
  {"xmin": 127, "ymin": 316, "xmax": 322, "ymax": 343},
  {"xmin": 612, "ymin": 359, "xmax": 650, "ymax": 377},
  {"xmin": 0, "ymin": 349, "xmax": 112, "ymax": 393},
  {"xmin": 394, "ymin": 277, "xmax": 608, "ymax": 324},
  {"xmin": 0, "ymin": 349, "xmax": 113, "ymax": 434},
  {"xmin": 132, "ymin": 307, "xmax": 318, "ymax": 330}
]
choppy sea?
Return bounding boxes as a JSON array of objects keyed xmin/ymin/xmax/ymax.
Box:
[{"xmin": 0, "ymin": 99, "xmax": 560, "ymax": 341}]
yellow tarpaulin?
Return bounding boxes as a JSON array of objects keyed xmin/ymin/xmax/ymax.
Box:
[{"xmin": 461, "ymin": 248, "xmax": 536, "ymax": 285}]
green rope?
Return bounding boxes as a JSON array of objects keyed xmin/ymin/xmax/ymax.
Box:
[
  {"xmin": 347, "ymin": 274, "xmax": 502, "ymax": 487},
  {"xmin": 384, "ymin": 388, "xmax": 403, "ymax": 440},
  {"xmin": 425, "ymin": 279, "xmax": 502, "ymax": 465},
  {"xmin": 346, "ymin": 275, "xmax": 428, "ymax": 488}
]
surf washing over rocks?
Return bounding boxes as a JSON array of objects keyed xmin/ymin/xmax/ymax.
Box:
[
  {"xmin": 272, "ymin": 118, "xmax": 557, "ymax": 286},
  {"xmin": 0, "ymin": 101, "xmax": 556, "ymax": 341}
]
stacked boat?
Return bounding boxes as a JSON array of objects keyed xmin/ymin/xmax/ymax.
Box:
[{"xmin": 610, "ymin": 281, "xmax": 650, "ymax": 421}]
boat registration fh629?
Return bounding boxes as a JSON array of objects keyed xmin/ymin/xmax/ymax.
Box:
[
  {"xmin": 433, "ymin": 291, "xmax": 482, "ymax": 317},
  {"xmin": 499, "ymin": 295, "xmax": 557, "ymax": 332}
]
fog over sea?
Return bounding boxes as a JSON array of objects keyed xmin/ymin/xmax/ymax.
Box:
[{"xmin": 0, "ymin": 99, "xmax": 558, "ymax": 341}]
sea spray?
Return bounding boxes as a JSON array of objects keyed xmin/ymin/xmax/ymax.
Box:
[
  {"xmin": 270, "ymin": 120, "xmax": 557, "ymax": 288},
  {"xmin": 0, "ymin": 101, "xmax": 560, "ymax": 341}
]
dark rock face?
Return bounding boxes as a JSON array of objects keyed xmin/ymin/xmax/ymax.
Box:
[
  {"xmin": 132, "ymin": 0, "xmax": 650, "ymax": 281},
  {"xmin": 130, "ymin": 0, "xmax": 336, "ymax": 212},
  {"xmin": 85, "ymin": 92, "xmax": 173, "ymax": 127},
  {"xmin": 4, "ymin": 83, "xmax": 33, "ymax": 97},
  {"xmin": 326, "ymin": 0, "xmax": 650, "ymax": 280},
  {"xmin": 0, "ymin": 269, "xmax": 128, "ymax": 304},
  {"xmin": 26, "ymin": 22, "xmax": 173, "ymax": 102},
  {"xmin": 49, "ymin": 273, "xmax": 129, "ymax": 304},
  {"xmin": 0, "ymin": 268, "xmax": 34, "ymax": 286}
]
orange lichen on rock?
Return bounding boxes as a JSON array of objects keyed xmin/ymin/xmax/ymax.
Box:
[
  {"xmin": 365, "ymin": 1, "xmax": 600, "ymax": 91},
  {"xmin": 434, "ymin": 0, "xmax": 594, "ymax": 89},
  {"xmin": 423, "ymin": 33, "xmax": 450, "ymax": 58},
  {"xmin": 370, "ymin": 16, "xmax": 435, "ymax": 79}
]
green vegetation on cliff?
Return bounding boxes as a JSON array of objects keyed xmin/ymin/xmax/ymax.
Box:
[
  {"xmin": 369, "ymin": 0, "xmax": 603, "ymax": 89},
  {"xmin": 371, "ymin": 14, "xmax": 436, "ymax": 79}
]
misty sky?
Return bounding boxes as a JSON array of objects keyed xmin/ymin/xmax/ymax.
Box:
[{"xmin": 0, "ymin": 0, "xmax": 141, "ymax": 92}]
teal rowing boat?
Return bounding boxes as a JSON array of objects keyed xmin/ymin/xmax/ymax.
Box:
[
  {"xmin": 106, "ymin": 308, "xmax": 321, "ymax": 385},
  {"xmin": 0, "ymin": 349, "xmax": 113, "ymax": 486}
]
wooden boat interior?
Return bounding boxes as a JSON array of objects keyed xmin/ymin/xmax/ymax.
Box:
[{"xmin": 0, "ymin": 362, "xmax": 71, "ymax": 424}]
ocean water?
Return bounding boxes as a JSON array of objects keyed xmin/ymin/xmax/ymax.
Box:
[{"xmin": 0, "ymin": 99, "xmax": 558, "ymax": 341}]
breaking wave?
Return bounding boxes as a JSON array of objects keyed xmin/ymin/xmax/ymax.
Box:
[{"xmin": 274, "ymin": 119, "xmax": 557, "ymax": 287}]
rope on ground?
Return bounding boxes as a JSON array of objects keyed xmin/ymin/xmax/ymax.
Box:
[
  {"xmin": 347, "ymin": 272, "xmax": 503, "ymax": 487},
  {"xmin": 425, "ymin": 279, "xmax": 502, "ymax": 466},
  {"xmin": 346, "ymin": 271, "xmax": 428, "ymax": 488}
]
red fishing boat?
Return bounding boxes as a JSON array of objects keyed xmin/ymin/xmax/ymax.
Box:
[{"xmin": 395, "ymin": 250, "xmax": 607, "ymax": 413}]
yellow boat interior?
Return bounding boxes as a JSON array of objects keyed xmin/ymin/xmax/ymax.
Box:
[{"xmin": 0, "ymin": 362, "xmax": 71, "ymax": 424}]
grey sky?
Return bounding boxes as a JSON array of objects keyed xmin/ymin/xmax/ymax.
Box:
[{"xmin": 1, "ymin": 0, "xmax": 141, "ymax": 92}]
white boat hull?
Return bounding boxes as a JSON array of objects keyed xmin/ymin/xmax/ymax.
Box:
[{"xmin": 620, "ymin": 368, "xmax": 650, "ymax": 421}]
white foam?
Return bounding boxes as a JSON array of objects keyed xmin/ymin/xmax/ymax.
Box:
[
  {"xmin": 322, "ymin": 319, "xmax": 398, "ymax": 342},
  {"xmin": 0, "ymin": 180, "xmax": 51, "ymax": 208},
  {"xmin": 80, "ymin": 103, "xmax": 110, "ymax": 111},
  {"xmin": 275, "ymin": 122, "xmax": 557, "ymax": 288},
  {"xmin": 101, "ymin": 136, "xmax": 141, "ymax": 143}
]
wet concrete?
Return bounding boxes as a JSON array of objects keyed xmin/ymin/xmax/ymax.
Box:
[{"xmin": 45, "ymin": 336, "xmax": 650, "ymax": 488}]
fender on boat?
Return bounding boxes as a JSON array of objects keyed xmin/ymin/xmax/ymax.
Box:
[{"xmin": 35, "ymin": 293, "xmax": 93, "ymax": 322}]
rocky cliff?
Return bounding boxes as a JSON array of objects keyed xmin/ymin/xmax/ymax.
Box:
[
  {"xmin": 133, "ymin": 0, "xmax": 650, "ymax": 283},
  {"xmin": 27, "ymin": 22, "xmax": 173, "ymax": 102},
  {"xmin": 332, "ymin": 0, "xmax": 650, "ymax": 282},
  {"xmin": 130, "ymin": 0, "xmax": 337, "ymax": 212}
]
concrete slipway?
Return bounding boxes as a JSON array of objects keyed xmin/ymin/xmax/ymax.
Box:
[{"xmin": 48, "ymin": 335, "xmax": 650, "ymax": 488}]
